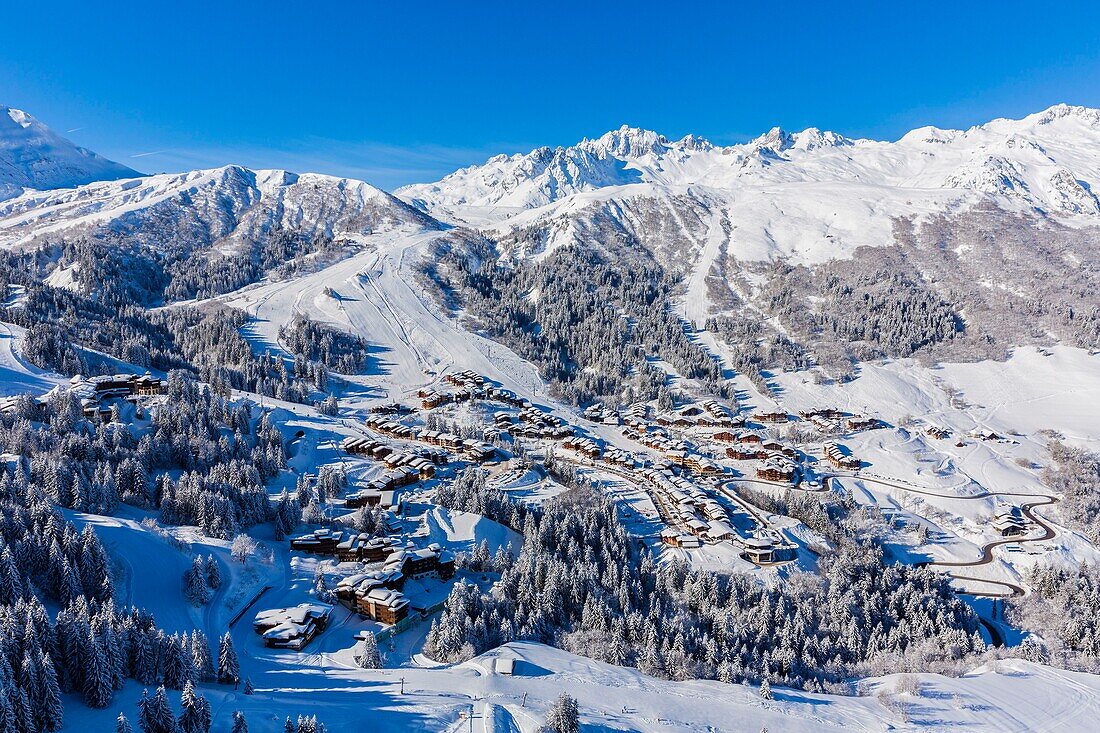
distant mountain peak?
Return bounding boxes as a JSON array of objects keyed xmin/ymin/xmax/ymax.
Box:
[
  {"xmin": 0, "ymin": 106, "xmax": 141, "ymax": 199},
  {"xmin": 585, "ymin": 125, "xmax": 669, "ymax": 158}
]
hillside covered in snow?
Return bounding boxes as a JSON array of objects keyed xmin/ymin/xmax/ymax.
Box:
[
  {"xmin": 399, "ymin": 104, "xmax": 1100, "ymax": 263},
  {"xmin": 0, "ymin": 105, "xmax": 140, "ymax": 200},
  {"xmin": 3, "ymin": 102, "xmax": 1100, "ymax": 733}
]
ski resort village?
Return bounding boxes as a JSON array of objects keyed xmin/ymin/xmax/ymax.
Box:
[{"xmin": 3, "ymin": 91, "xmax": 1100, "ymax": 733}]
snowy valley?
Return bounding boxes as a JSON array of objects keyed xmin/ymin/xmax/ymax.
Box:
[{"xmin": 0, "ymin": 104, "xmax": 1099, "ymax": 733}]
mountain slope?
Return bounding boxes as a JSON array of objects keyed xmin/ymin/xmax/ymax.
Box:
[
  {"xmin": 0, "ymin": 106, "xmax": 140, "ymax": 199},
  {"xmin": 398, "ymin": 105, "xmax": 1100, "ymax": 264},
  {"xmin": 0, "ymin": 164, "xmax": 437, "ymax": 253}
]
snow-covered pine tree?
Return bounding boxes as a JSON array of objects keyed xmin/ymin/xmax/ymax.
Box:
[
  {"xmin": 118, "ymin": 712, "xmax": 134, "ymax": 733},
  {"xmin": 355, "ymin": 634, "xmax": 382, "ymax": 669},
  {"xmin": 183, "ymin": 559, "xmax": 211, "ymax": 606},
  {"xmin": 177, "ymin": 680, "xmax": 211, "ymax": 733},
  {"xmin": 231, "ymin": 711, "xmax": 248, "ymax": 733},
  {"xmin": 203, "ymin": 556, "xmax": 221, "ymax": 589},
  {"xmin": 83, "ymin": 627, "xmax": 114, "ymax": 708},
  {"xmin": 540, "ymin": 693, "xmax": 579, "ymax": 733},
  {"xmin": 218, "ymin": 633, "xmax": 239, "ymax": 684},
  {"xmin": 138, "ymin": 686, "xmax": 178, "ymax": 733},
  {"xmin": 190, "ymin": 631, "xmax": 215, "ymax": 683}
]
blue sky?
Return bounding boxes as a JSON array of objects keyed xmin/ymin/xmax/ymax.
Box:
[{"xmin": 4, "ymin": 0, "xmax": 1100, "ymax": 189}]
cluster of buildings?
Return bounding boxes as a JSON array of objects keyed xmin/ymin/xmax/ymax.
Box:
[
  {"xmin": 253, "ymin": 603, "xmax": 333, "ymax": 649},
  {"xmin": 359, "ymin": 416, "xmax": 496, "ymax": 462},
  {"xmin": 288, "ymin": 528, "xmax": 455, "ymax": 625},
  {"xmin": 756, "ymin": 455, "xmax": 799, "ymax": 482},
  {"xmin": 335, "ymin": 544, "xmax": 456, "ymax": 624},
  {"xmin": 752, "ymin": 409, "xmax": 790, "ymax": 424},
  {"xmin": 582, "ymin": 402, "xmax": 622, "ymax": 425},
  {"xmin": 511, "ymin": 406, "xmax": 574, "ymax": 440},
  {"xmin": 655, "ymin": 400, "xmax": 741, "ymax": 429},
  {"xmin": 418, "ymin": 370, "xmax": 528, "ymax": 410},
  {"xmin": 823, "ymin": 442, "xmax": 861, "ymax": 470},
  {"xmin": 66, "ymin": 372, "xmax": 165, "ymax": 421}
]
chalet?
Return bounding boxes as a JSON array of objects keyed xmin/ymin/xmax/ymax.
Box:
[
  {"xmin": 847, "ymin": 415, "xmax": 879, "ymax": 431},
  {"xmin": 342, "ymin": 437, "xmax": 374, "ymax": 455},
  {"xmin": 462, "ymin": 441, "xmax": 497, "ymax": 463},
  {"xmin": 0, "ymin": 395, "xmax": 48, "ymax": 419},
  {"xmin": 926, "ymin": 425, "xmax": 950, "ymax": 439},
  {"xmin": 743, "ymin": 536, "xmax": 775, "ymax": 564},
  {"xmin": 705, "ymin": 520, "xmax": 735, "ymax": 543},
  {"xmin": 335, "ymin": 532, "xmax": 374, "ymax": 561},
  {"xmin": 289, "ymin": 529, "xmax": 344, "ymax": 554},
  {"xmin": 362, "ymin": 536, "xmax": 408, "ymax": 562},
  {"xmin": 757, "ymin": 456, "xmax": 797, "ymax": 483},
  {"xmin": 355, "ymin": 587, "xmax": 410, "ymax": 624},
  {"xmin": 753, "ymin": 410, "xmax": 789, "ymax": 424},
  {"xmin": 799, "ymin": 408, "xmax": 844, "ymax": 420},
  {"xmin": 738, "ymin": 431, "xmax": 764, "ymax": 444},
  {"xmin": 344, "ymin": 489, "xmax": 382, "ymax": 509},
  {"xmin": 253, "ymin": 603, "xmax": 332, "ymax": 649},
  {"xmin": 335, "ymin": 568, "xmax": 405, "ymax": 601},
  {"xmin": 369, "ymin": 402, "xmax": 410, "ymax": 415},
  {"xmin": 563, "ymin": 436, "xmax": 602, "ymax": 459},
  {"xmin": 992, "ymin": 507, "xmax": 1028, "ymax": 537},
  {"xmin": 727, "ymin": 446, "xmax": 767, "ymax": 460},
  {"xmin": 823, "ymin": 442, "xmax": 861, "ymax": 470},
  {"xmin": 384, "ymin": 544, "xmax": 456, "ymax": 580}
]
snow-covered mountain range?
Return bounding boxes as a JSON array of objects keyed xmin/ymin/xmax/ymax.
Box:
[
  {"xmin": 0, "ymin": 164, "xmax": 434, "ymax": 253},
  {"xmin": 4, "ymin": 103, "xmax": 1100, "ymax": 269},
  {"xmin": 0, "ymin": 106, "xmax": 139, "ymax": 201},
  {"xmin": 398, "ymin": 104, "xmax": 1100, "ymax": 263}
]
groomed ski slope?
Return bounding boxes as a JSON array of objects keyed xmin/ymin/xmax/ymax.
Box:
[{"xmin": 220, "ymin": 230, "xmax": 549, "ymax": 406}]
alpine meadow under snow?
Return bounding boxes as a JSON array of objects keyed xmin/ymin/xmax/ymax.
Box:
[{"xmin": 0, "ymin": 103, "xmax": 1099, "ymax": 732}]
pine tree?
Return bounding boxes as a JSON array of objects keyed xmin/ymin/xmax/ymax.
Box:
[
  {"xmin": 243, "ymin": 677, "xmax": 254, "ymax": 695},
  {"xmin": 183, "ymin": 560, "xmax": 211, "ymax": 606},
  {"xmin": 540, "ymin": 693, "xmax": 579, "ymax": 733},
  {"xmin": 230, "ymin": 712, "xmax": 248, "ymax": 733},
  {"xmin": 759, "ymin": 677, "xmax": 773, "ymax": 701},
  {"xmin": 38, "ymin": 652, "xmax": 64, "ymax": 732},
  {"xmin": 139, "ymin": 686, "xmax": 177, "ymax": 733},
  {"xmin": 83, "ymin": 629, "xmax": 114, "ymax": 708},
  {"xmin": 218, "ymin": 633, "xmax": 239, "ymax": 684},
  {"xmin": 0, "ymin": 547, "xmax": 24, "ymax": 605},
  {"xmin": 118, "ymin": 712, "xmax": 134, "ymax": 733},
  {"xmin": 355, "ymin": 634, "xmax": 382, "ymax": 669},
  {"xmin": 190, "ymin": 632, "xmax": 215, "ymax": 682},
  {"xmin": 177, "ymin": 680, "xmax": 210, "ymax": 733},
  {"xmin": 203, "ymin": 556, "xmax": 221, "ymax": 589},
  {"xmin": 163, "ymin": 634, "xmax": 193, "ymax": 689}
]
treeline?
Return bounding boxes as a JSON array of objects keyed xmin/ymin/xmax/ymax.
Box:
[
  {"xmin": 279, "ymin": 314, "xmax": 370, "ymax": 374},
  {"xmin": 0, "ymin": 229, "xmax": 338, "ymax": 308},
  {"xmin": 424, "ymin": 479, "xmax": 984, "ymax": 692},
  {"xmin": 1009, "ymin": 563, "xmax": 1100, "ymax": 672},
  {"xmin": 3, "ymin": 273, "xmax": 331, "ymax": 406},
  {"xmin": 5, "ymin": 372, "xmax": 285, "ymax": 539},
  {"xmin": 0, "ymin": 462, "xmax": 217, "ymax": 729},
  {"xmin": 165, "ymin": 229, "xmax": 339, "ymax": 302},
  {"xmin": 1042, "ymin": 441, "xmax": 1100, "ymax": 544},
  {"xmin": 422, "ymin": 241, "xmax": 724, "ymax": 406}
]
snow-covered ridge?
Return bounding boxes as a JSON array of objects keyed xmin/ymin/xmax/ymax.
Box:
[
  {"xmin": 396, "ymin": 104, "xmax": 1100, "ymax": 263},
  {"xmin": 0, "ymin": 106, "xmax": 139, "ymax": 200},
  {"xmin": 0, "ymin": 163, "xmax": 437, "ymax": 250}
]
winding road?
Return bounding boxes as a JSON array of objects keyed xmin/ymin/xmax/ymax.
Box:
[{"xmin": 825, "ymin": 472, "xmax": 1060, "ymax": 598}]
